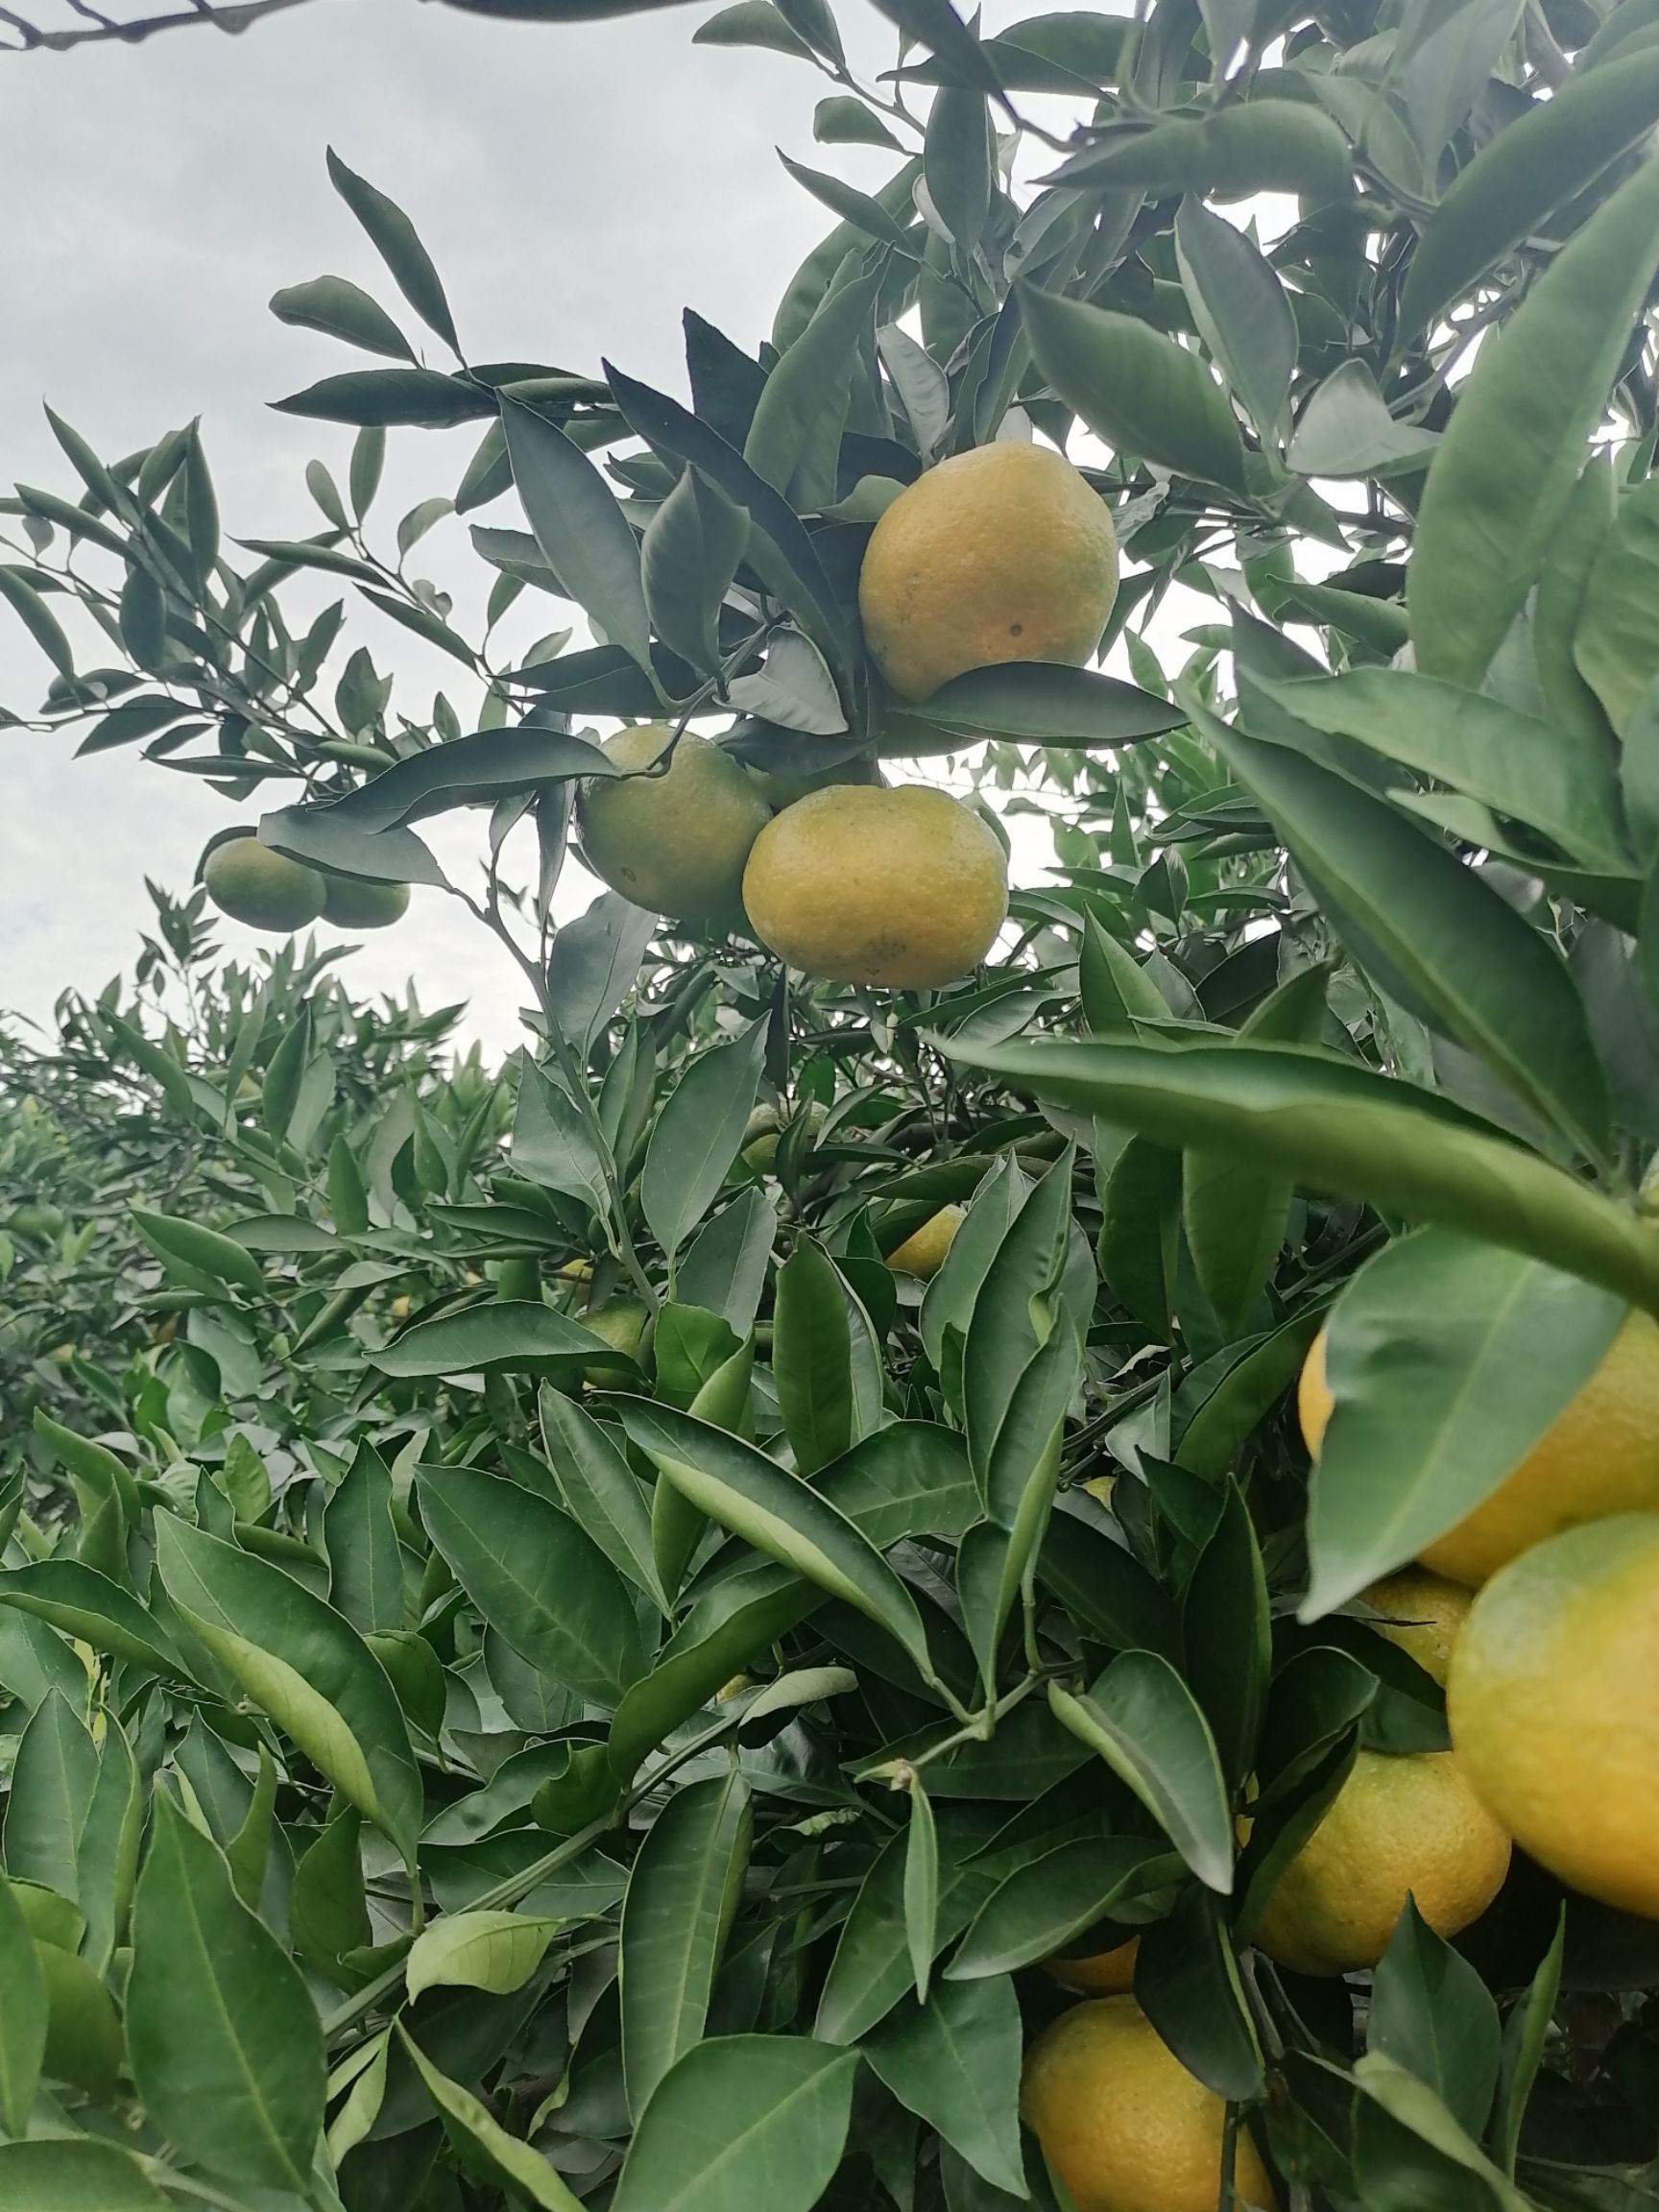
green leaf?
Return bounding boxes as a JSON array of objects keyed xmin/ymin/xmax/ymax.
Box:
[
  {"xmin": 1399, "ymin": 47, "xmax": 1659, "ymax": 342},
  {"xmin": 1199, "ymin": 703, "xmax": 1610, "ymax": 1162},
  {"xmin": 1048, "ymin": 1653, "xmax": 1234, "ymax": 1891},
  {"xmin": 621, "ymin": 1772, "xmax": 753, "ymax": 2117},
  {"xmin": 1100, "ymin": 1137, "xmax": 1180, "ymax": 1339},
  {"xmin": 324, "ymin": 1439, "xmax": 404, "ymax": 1636},
  {"xmin": 926, "ymin": 86, "xmax": 994, "ymax": 252},
  {"xmin": 902, "ymin": 1779, "xmax": 940, "ymax": 2005},
  {"xmin": 325, "ymin": 147, "xmax": 458, "ymax": 350},
  {"xmin": 814, "ymin": 92, "xmax": 902, "ymax": 146},
  {"xmin": 290, "ymin": 1806, "xmax": 371, "ymax": 1975},
  {"xmin": 127, "ymin": 1793, "xmax": 324, "ymax": 2192},
  {"xmin": 5, "ymin": 1693, "xmax": 97, "ymax": 1900},
  {"xmin": 774, "ymin": 1238, "xmax": 858, "ymax": 1476},
  {"xmin": 611, "ymin": 2035, "xmax": 858, "ymax": 2212},
  {"xmin": 373, "ymin": 1300, "xmax": 614, "ymax": 1377},
  {"xmin": 1302, "ymin": 1229, "xmax": 1623, "ymax": 1616},
  {"xmin": 884, "ymin": 661, "xmax": 1185, "ymax": 752},
  {"xmin": 643, "ymin": 1019, "xmax": 768, "ymax": 1264},
  {"xmin": 1137, "ymin": 1886, "xmax": 1264, "ymax": 2103},
  {"xmin": 948, "ymin": 1835, "xmax": 1177, "ymax": 1981},
  {"xmin": 0, "ymin": 1562, "xmax": 185, "ymax": 1679},
  {"xmin": 1257, "ymin": 668, "xmax": 1629, "ymax": 874},
  {"xmin": 540, "ymin": 1384, "xmax": 669, "ymax": 1610},
  {"xmin": 1370, "ymin": 1897, "xmax": 1502, "ymax": 2139},
  {"xmin": 1182, "ymin": 1479, "xmax": 1270, "ymax": 1791},
  {"xmin": 275, "ymin": 722, "xmax": 612, "ymax": 836},
  {"xmin": 1491, "ymin": 1911, "xmax": 1564, "ymax": 2176},
  {"xmin": 641, "ymin": 469, "xmax": 750, "ymax": 674},
  {"xmin": 1019, "ymin": 282, "xmax": 1246, "ymax": 492},
  {"xmin": 406, "ymin": 1909, "xmax": 560, "ymax": 2001},
  {"xmin": 1046, "ymin": 99, "xmax": 1350, "ymax": 202},
  {"xmin": 745, "ymin": 270, "xmax": 882, "ymax": 515},
  {"xmin": 863, "ymin": 1975, "xmax": 1027, "ymax": 2199},
  {"xmin": 1174, "ymin": 196, "xmax": 1295, "ymax": 448},
  {"xmin": 614, "ymin": 1401, "xmax": 935, "ymax": 1677},
  {"xmin": 548, "ymin": 890, "xmax": 657, "ymax": 1050},
  {"xmin": 417, "ymin": 1462, "xmax": 648, "ymax": 1706},
  {"xmin": 260, "ymin": 805, "xmax": 447, "ymax": 893},
  {"xmin": 946, "ymin": 1031, "xmax": 1659, "ymax": 1317},
  {"xmin": 269, "ymin": 274, "xmax": 416, "ymax": 361},
  {"xmin": 1533, "ymin": 457, "xmax": 1620, "ymax": 757},
  {"xmin": 154, "ymin": 1514, "xmax": 421, "ymax": 1863},
  {"xmin": 678, "ymin": 1188, "xmax": 778, "ymax": 1335},
  {"xmin": 512, "ymin": 1057, "xmax": 613, "ymax": 1217},
  {"xmin": 0, "ymin": 1611, "xmax": 84, "ymax": 1718},
  {"xmin": 0, "ymin": 1874, "xmax": 46, "ymax": 2137},
  {"xmin": 132, "ymin": 1207, "xmax": 264, "ymax": 1294},
  {"xmin": 1574, "ymin": 473, "xmax": 1659, "ymax": 736},
  {"xmin": 963, "ymin": 1148, "xmax": 1075, "ymax": 1507},
  {"xmin": 0, "ymin": 565, "xmax": 74, "ymax": 678},
  {"xmin": 397, "ymin": 2029, "xmax": 588, "ymax": 2210},
  {"xmin": 1408, "ymin": 150, "xmax": 1659, "ymax": 690},
  {"xmin": 503, "ymin": 400, "xmax": 654, "ymax": 676},
  {"xmin": 0, "ymin": 2141, "xmax": 169, "ymax": 2209},
  {"xmin": 695, "ymin": 0, "xmax": 814, "ymax": 54},
  {"xmin": 1354, "ymin": 2053, "xmax": 1532, "ymax": 2212}
]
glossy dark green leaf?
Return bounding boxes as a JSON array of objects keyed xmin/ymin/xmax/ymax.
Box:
[
  {"xmin": 926, "ymin": 86, "xmax": 994, "ymax": 252},
  {"xmin": 291, "ymin": 1804, "xmax": 370, "ymax": 1975},
  {"xmin": 127, "ymin": 1793, "xmax": 324, "ymax": 2192},
  {"xmin": 745, "ymin": 269, "xmax": 881, "ymax": 515},
  {"xmin": 397, "ymin": 2029, "xmax": 587, "ymax": 2209},
  {"xmin": 815, "ymin": 1815, "xmax": 998, "ymax": 2044},
  {"xmin": 678, "ymin": 1189, "xmax": 778, "ymax": 1335},
  {"xmin": 864, "ymin": 1975, "xmax": 1026, "ymax": 2198},
  {"xmin": 132, "ymin": 1207, "xmax": 264, "ymax": 1294},
  {"xmin": 512, "ymin": 1056, "xmax": 613, "ymax": 1216},
  {"xmin": 1182, "ymin": 1480, "xmax": 1269, "ymax": 1791},
  {"xmin": 1353, "ymin": 2053, "xmax": 1531, "ymax": 2212},
  {"xmin": 1197, "ymin": 705, "xmax": 1609, "ymax": 1161},
  {"xmin": 1408, "ymin": 150, "xmax": 1659, "ymax": 690},
  {"xmin": 0, "ymin": 2141, "xmax": 169, "ymax": 2209},
  {"xmin": 0, "ymin": 565, "xmax": 74, "ymax": 678},
  {"xmin": 547, "ymin": 889, "xmax": 657, "ymax": 1049},
  {"xmin": 963, "ymin": 1147, "xmax": 1073, "ymax": 1505},
  {"xmin": 540, "ymin": 1384, "xmax": 667, "ymax": 1609},
  {"xmin": 1304, "ymin": 1229, "xmax": 1623, "ymax": 1614},
  {"xmin": 641, "ymin": 469, "xmax": 750, "ymax": 674},
  {"xmin": 1370, "ymin": 1898, "xmax": 1501, "ymax": 2138},
  {"xmin": 1048, "ymin": 99, "xmax": 1349, "ymax": 200},
  {"xmin": 504, "ymin": 402, "xmax": 654, "ymax": 675},
  {"xmin": 1174, "ymin": 197, "xmax": 1295, "ymax": 448},
  {"xmin": 948, "ymin": 1835, "xmax": 1177, "ymax": 1981},
  {"xmin": 1100, "ymin": 1136, "xmax": 1180, "ymax": 1339},
  {"xmin": 5, "ymin": 1693, "xmax": 97, "ymax": 1900},
  {"xmin": 1136, "ymin": 1886, "xmax": 1264, "ymax": 2101},
  {"xmin": 611, "ymin": 2035, "xmax": 858, "ymax": 2212},
  {"xmin": 943, "ymin": 1032, "xmax": 1659, "ymax": 1318},
  {"xmin": 774, "ymin": 1237, "xmax": 858, "ymax": 1476},
  {"xmin": 324, "ymin": 1439, "xmax": 404, "ymax": 1636},
  {"xmin": 643, "ymin": 1019, "xmax": 768, "ymax": 1264},
  {"xmin": 1020, "ymin": 282, "xmax": 1247, "ymax": 492},
  {"xmin": 0, "ymin": 1561, "xmax": 182, "ymax": 1678},
  {"xmin": 884, "ymin": 661, "xmax": 1185, "ymax": 753},
  {"xmin": 620, "ymin": 1772, "xmax": 753, "ymax": 2116},
  {"xmin": 373, "ymin": 1300, "xmax": 613, "ymax": 1377},
  {"xmin": 815, "ymin": 92, "xmax": 902, "ymax": 146},
  {"xmin": 326, "ymin": 147, "xmax": 458, "ymax": 350},
  {"xmin": 154, "ymin": 1514, "xmax": 421, "ymax": 1863},
  {"xmin": 0, "ymin": 1873, "xmax": 46, "ymax": 2137},
  {"xmin": 418, "ymin": 1462, "xmax": 648, "ymax": 1705},
  {"xmin": 272, "ymin": 366, "xmax": 494, "ymax": 425},
  {"xmin": 1049, "ymin": 1653, "xmax": 1234, "ymax": 1891},
  {"xmin": 1491, "ymin": 1911, "xmax": 1564, "ymax": 2176},
  {"xmin": 269, "ymin": 275, "xmax": 416, "ymax": 361},
  {"xmin": 1533, "ymin": 458, "xmax": 1619, "ymax": 757},
  {"xmin": 1036, "ymin": 1507, "xmax": 1181, "ymax": 1658}
]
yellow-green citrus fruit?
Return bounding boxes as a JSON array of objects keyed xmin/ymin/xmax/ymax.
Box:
[
  {"xmin": 743, "ymin": 1100, "xmax": 828, "ymax": 1173},
  {"xmin": 1359, "ymin": 1568, "xmax": 1472, "ymax": 1689},
  {"xmin": 494, "ymin": 1257, "xmax": 541, "ymax": 1304},
  {"xmin": 1449, "ymin": 1512, "xmax": 1659, "ymax": 1918},
  {"xmin": 1255, "ymin": 1749, "xmax": 1509, "ymax": 1976},
  {"xmin": 1299, "ymin": 1314, "xmax": 1659, "ymax": 1585},
  {"xmin": 887, "ymin": 1204, "xmax": 965, "ymax": 1280},
  {"xmin": 743, "ymin": 786, "xmax": 1007, "ymax": 990},
  {"xmin": 858, "ymin": 443, "xmax": 1118, "ymax": 702},
  {"xmin": 577, "ymin": 726, "xmax": 772, "ymax": 924},
  {"xmin": 389, "ymin": 1296, "xmax": 413, "ymax": 1323},
  {"xmin": 1042, "ymin": 1934, "xmax": 1140, "ymax": 1997},
  {"xmin": 321, "ymin": 874, "xmax": 411, "ymax": 929},
  {"xmin": 204, "ymin": 837, "xmax": 325, "ymax": 933},
  {"xmin": 9, "ymin": 1202, "xmax": 64, "ymax": 1239},
  {"xmin": 747, "ymin": 752, "xmax": 880, "ymax": 811},
  {"xmin": 1022, "ymin": 1997, "xmax": 1273, "ymax": 2212},
  {"xmin": 583, "ymin": 1298, "xmax": 649, "ymax": 1387}
]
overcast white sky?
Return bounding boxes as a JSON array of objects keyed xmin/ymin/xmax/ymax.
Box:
[{"xmin": 0, "ymin": 0, "xmax": 1106, "ymax": 1052}]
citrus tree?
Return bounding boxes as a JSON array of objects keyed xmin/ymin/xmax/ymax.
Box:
[{"xmin": 4, "ymin": 0, "xmax": 1659, "ymax": 2204}]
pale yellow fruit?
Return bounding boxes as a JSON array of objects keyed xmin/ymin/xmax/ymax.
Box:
[
  {"xmin": 577, "ymin": 726, "xmax": 772, "ymax": 924},
  {"xmin": 1299, "ymin": 1314, "xmax": 1659, "ymax": 1585},
  {"xmin": 1359, "ymin": 1568, "xmax": 1472, "ymax": 1688},
  {"xmin": 583, "ymin": 1299, "xmax": 649, "ymax": 1387},
  {"xmin": 1022, "ymin": 1998, "xmax": 1273, "ymax": 2212},
  {"xmin": 743, "ymin": 786, "xmax": 1007, "ymax": 990},
  {"xmin": 1041, "ymin": 1935, "xmax": 1139, "ymax": 1996},
  {"xmin": 886, "ymin": 1205, "xmax": 964, "ymax": 1280},
  {"xmin": 321, "ymin": 875, "xmax": 410, "ymax": 928},
  {"xmin": 858, "ymin": 443, "xmax": 1118, "ymax": 702},
  {"xmin": 1254, "ymin": 1749, "xmax": 1509, "ymax": 1976},
  {"xmin": 204, "ymin": 838, "xmax": 325, "ymax": 933},
  {"xmin": 1449, "ymin": 1513, "xmax": 1659, "ymax": 1919}
]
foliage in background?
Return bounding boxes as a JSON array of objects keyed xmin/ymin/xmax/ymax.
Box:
[{"xmin": 6, "ymin": 0, "xmax": 1659, "ymax": 2202}]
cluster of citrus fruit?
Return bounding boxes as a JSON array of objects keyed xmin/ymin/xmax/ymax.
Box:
[
  {"xmin": 579, "ymin": 443, "xmax": 1118, "ymax": 988},
  {"xmin": 1020, "ymin": 1318, "xmax": 1659, "ymax": 2211},
  {"xmin": 202, "ymin": 835, "xmax": 410, "ymax": 934}
]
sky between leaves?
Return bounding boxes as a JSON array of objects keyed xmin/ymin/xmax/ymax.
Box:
[{"xmin": 0, "ymin": 0, "xmax": 1229, "ymax": 1051}]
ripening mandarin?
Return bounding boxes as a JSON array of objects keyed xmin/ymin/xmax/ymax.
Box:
[
  {"xmin": 577, "ymin": 726, "xmax": 772, "ymax": 925},
  {"xmin": 858, "ymin": 443, "xmax": 1118, "ymax": 702},
  {"xmin": 204, "ymin": 837, "xmax": 325, "ymax": 933}
]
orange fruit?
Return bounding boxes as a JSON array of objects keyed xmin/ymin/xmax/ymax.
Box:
[{"xmin": 1041, "ymin": 1934, "xmax": 1139, "ymax": 1996}]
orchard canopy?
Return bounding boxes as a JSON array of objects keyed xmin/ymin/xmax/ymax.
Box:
[{"xmin": 5, "ymin": 0, "xmax": 1659, "ymax": 2206}]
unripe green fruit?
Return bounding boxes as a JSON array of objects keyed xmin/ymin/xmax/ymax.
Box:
[
  {"xmin": 204, "ymin": 838, "xmax": 325, "ymax": 933},
  {"xmin": 9, "ymin": 1201, "xmax": 65, "ymax": 1239},
  {"xmin": 583, "ymin": 1298, "xmax": 650, "ymax": 1386},
  {"xmin": 494, "ymin": 1257, "xmax": 541, "ymax": 1304},
  {"xmin": 321, "ymin": 874, "xmax": 411, "ymax": 929},
  {"xmin": 577, "ymin": 727, "xmax": 772, "ymax": 924}
]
